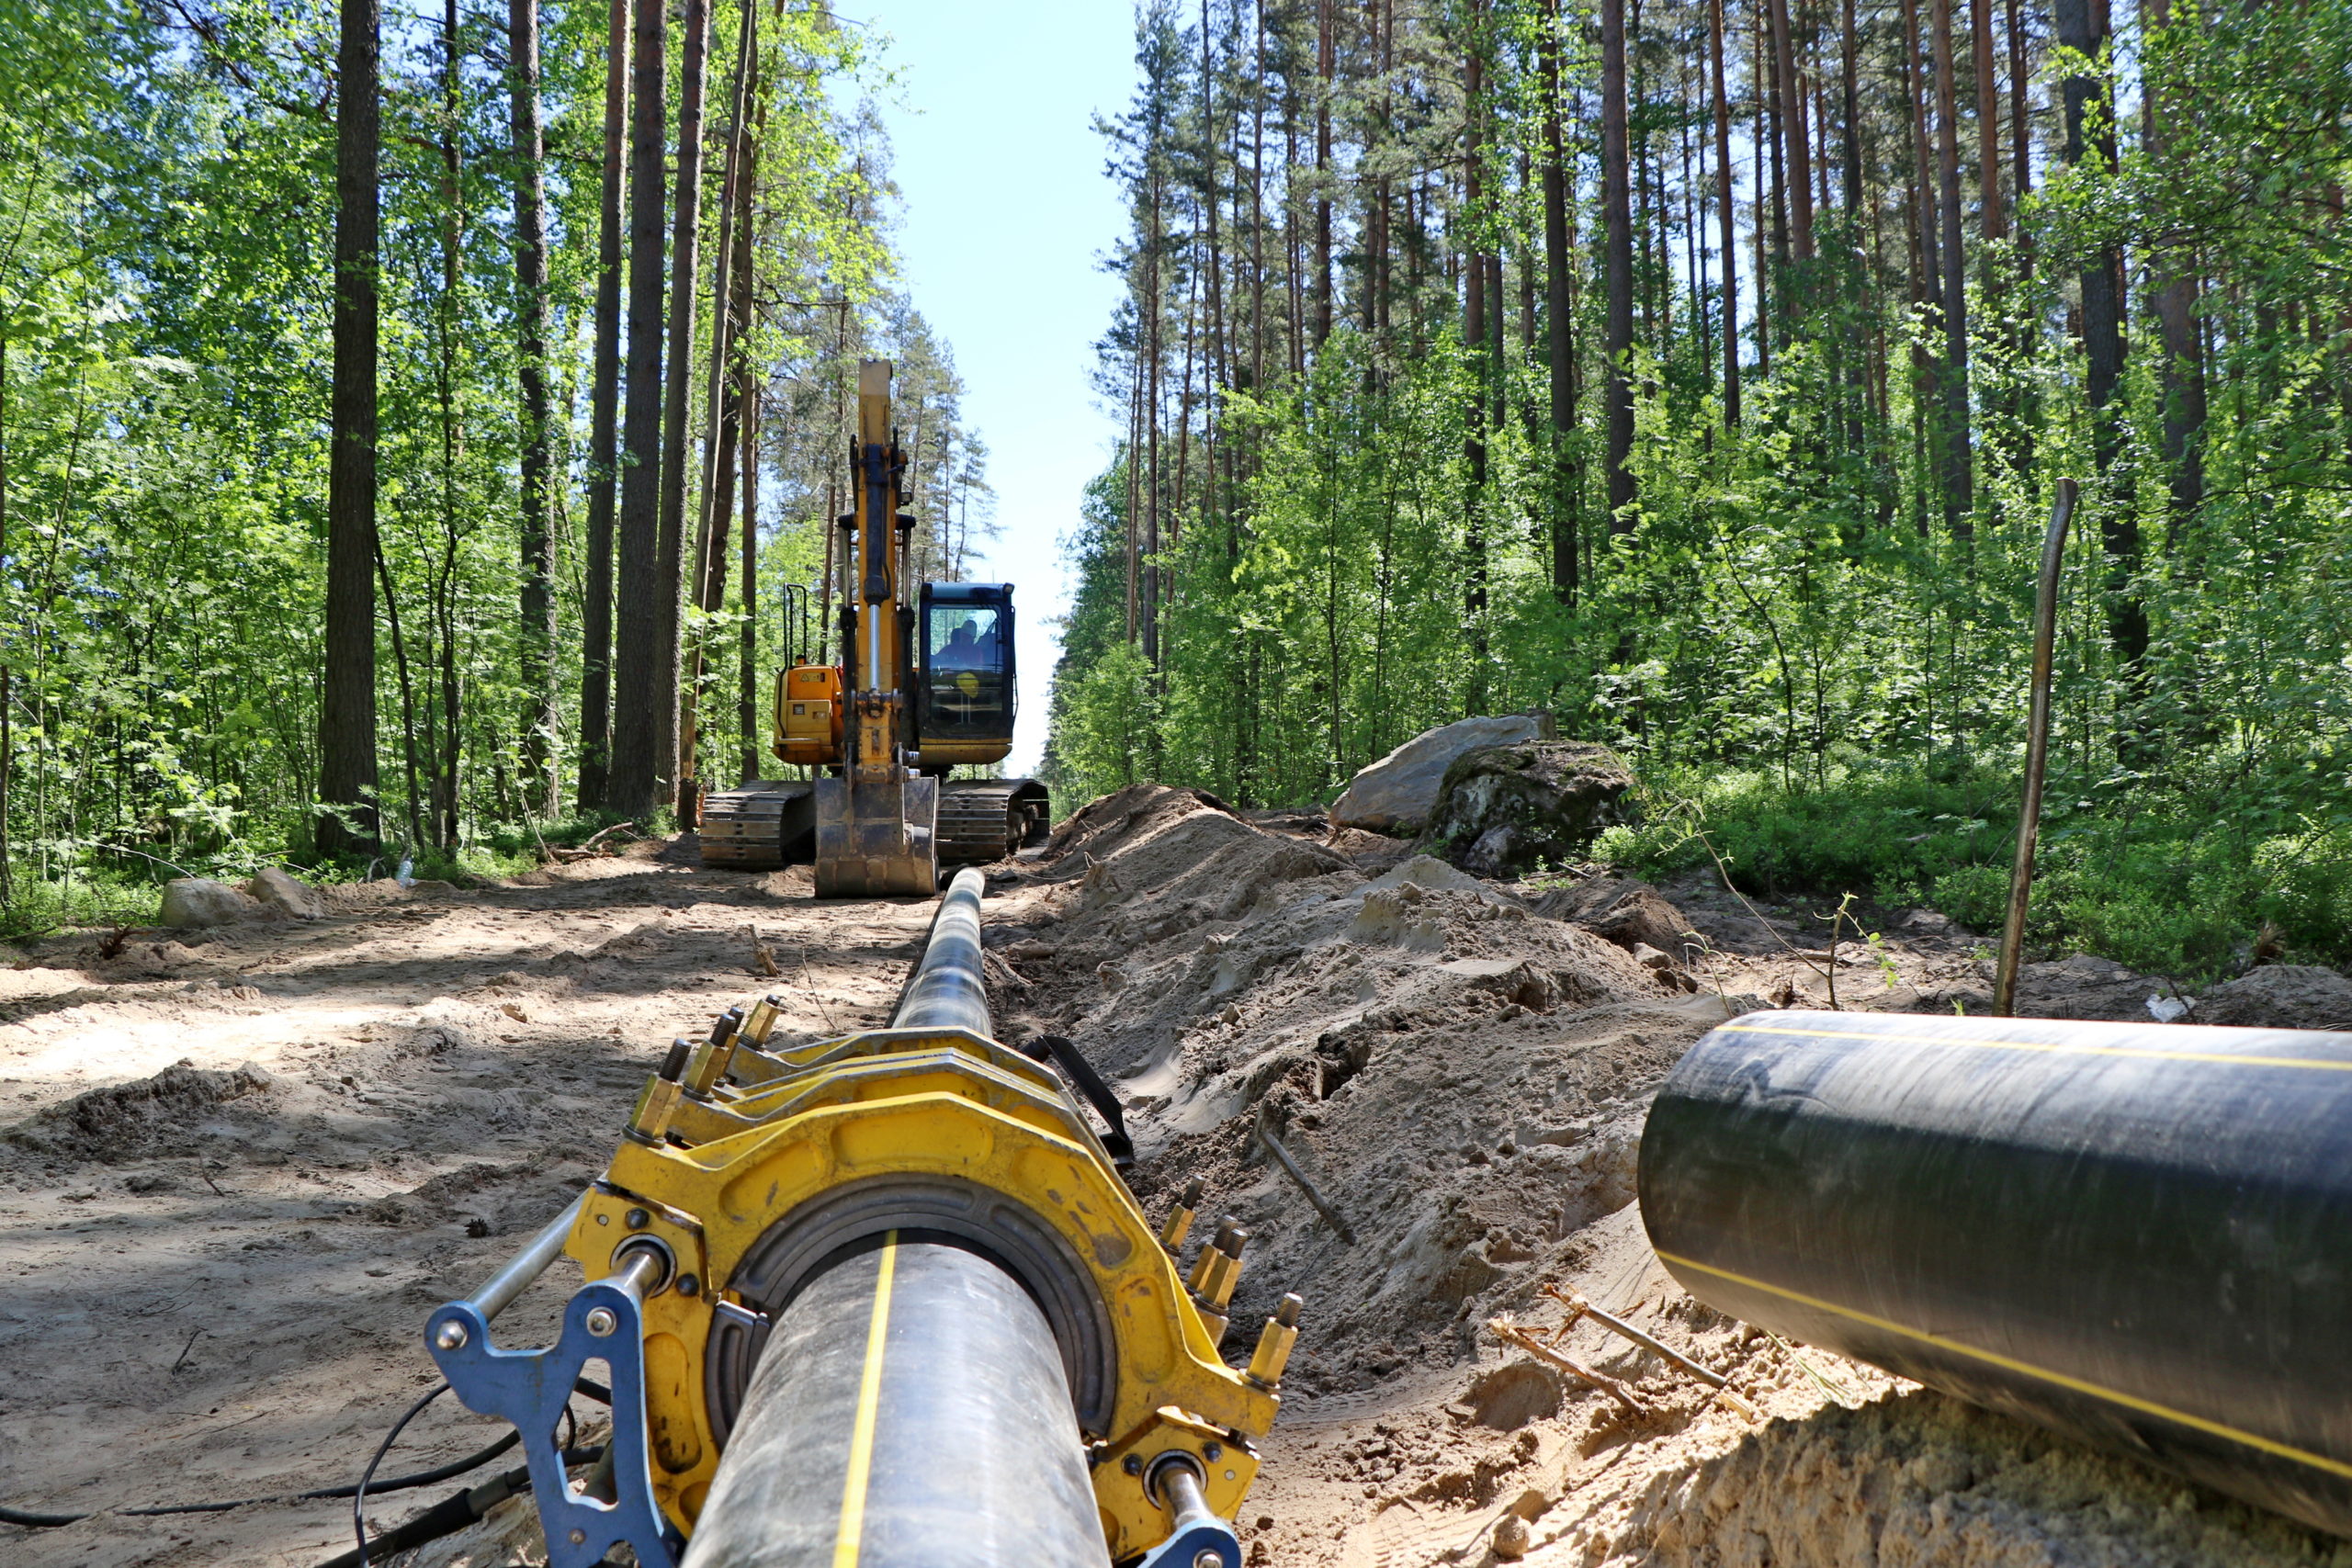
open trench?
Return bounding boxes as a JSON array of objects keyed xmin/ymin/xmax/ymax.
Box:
[{"xmin": 3, "ymin": 805, "xmax": 2347, "ymax": 1567}]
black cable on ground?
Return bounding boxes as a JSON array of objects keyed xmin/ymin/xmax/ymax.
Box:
[
  {"xmin": 0, "ymin": 1379, "xmax": 611, "ymax": 1530},
  {"xmin": 353, "ymin": 1382, "xmax": 448, "ymax": 1566},
  {"xmin": 312, "ymin": 1445, "xmax": 605, "ymax": 1568}
]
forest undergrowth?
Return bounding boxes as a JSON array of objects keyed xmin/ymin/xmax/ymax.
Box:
[{"xmin": 1604, "ymin": 760, "xmax": 2352, "ymax": 979}]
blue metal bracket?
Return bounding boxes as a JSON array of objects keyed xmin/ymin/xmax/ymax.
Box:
[
  {"xmin": 1135, "ymin": 1515, "xmax": 1243, "ymax": 1568},
  {"xmin": 426, "ymin": 1277, "xmax": 680, "ymax": 1568}
]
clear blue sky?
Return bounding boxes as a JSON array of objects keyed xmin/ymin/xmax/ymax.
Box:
[{"xmin": 855, "ymin": 1, "xmax": 1138, "ymax": 775}]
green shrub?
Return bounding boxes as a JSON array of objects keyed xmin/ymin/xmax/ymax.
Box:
[{"xmin": 1604, "ymin": 764, "xmax": 2352, "ymax": 981}]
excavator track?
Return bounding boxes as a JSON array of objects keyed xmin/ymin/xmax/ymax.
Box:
[
  {"xmin": 700, "ymin": 779, "xmax": 1046, "ymax": 872},
  {"xmin": 697, "ymin": 782, "xmax": 815, "ymax": 870},
  {"xmin": 935, "ymin": 779, "xmax": 1052, "ymax": 864}
]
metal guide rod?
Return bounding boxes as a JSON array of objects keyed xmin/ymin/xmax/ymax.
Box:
[
  {"xmin": 685, "ymin": 871, "xmax": 1112, "ymax": 1568},
  {"xmin": 467, "ymin": 1193, "xmax": 586, "ymax": 1322}
]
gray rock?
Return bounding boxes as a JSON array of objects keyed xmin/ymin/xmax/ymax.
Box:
[
  {"xmin": 243, "ymin": 866, "xmax": 324, "ymax": 920},
  {"xmin": 2194, "ymin": 965, "xmax": 2352, "ymax": 1032},
  {"xmin": 1424, "ymin": 740, "xmax": 1636, "ymax": 876},
  {"xmin": 159, "ymin": 878, "xmax": 265, "ymax": 929},
  {"xmin": 1329, "ymin": 712, "xmax": 1555, "ymax": 833}
]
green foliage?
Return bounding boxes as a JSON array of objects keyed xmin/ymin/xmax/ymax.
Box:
[
  {"xmin": 1601, "ymin": 763, "xmax": 2352, "ymax": 979},
  {"xmin": 1048, "ymin": 0, "xmax": 2352, "ymax": 987},
  {"xmin": 0, "ymin": 0, "xmax": 987, "ymax": 931}
]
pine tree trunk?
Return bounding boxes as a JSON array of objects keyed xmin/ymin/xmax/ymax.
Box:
[
  {"xmin": 1713, "ymin": 0, "xmax": 1740, "ymax": 426},
  {"xmin": 1541, "ymin": 0, "xmax": 1581, "ymax": 600},
  {"xmin": 1313, "ymin": 0, "xmax": 1333, "ymax": 348},
  {"xmin": 1972, "ymin": 0, "xmax": 2003, "ymax": 240},
  {"xmin": 1900, "ymin": 0, "xmax": 1941, "ymax": 540},
  {"xmin": 1767, "ymin": 0, "xmax": 1815, "ymax": 262},
  {"xmin": 1145, "ymin": 166, "xmax": 1163, "ymax": 669},
  {"xmin": 509, "ymin": 0, "xmax": 556, "ymax": 817},
  {"xmin": 2056, "ymin": 0, "xmax": 2147, "ymax": 692},
  {"xmin": 738, "ymin": 380, "xmax": 762, "ymax": 784},
  {"xmin": 2007, "ymin": 0, "xmax": 2030, "ymax": 231},
  {"xmin": 653, "ymin": 0, "xmax": 710, "ymax": 813},
  {"xmin": 680, "ymin": 0, "xmax": 757, "ymax": 804},
  {"xmin": 1464, "ymin": 17, "xmax": 1489, "ymax": 681},
  {"xmin": 577, "ymin": 0, "xmax": 628, "ymax": 812},
  {"xmin": 1929, "ymin": 0, "xmax": 1973, "ymax": 532},
  {"xmin": 319, "ymin": 0, "xmax": 381, "ymax": 857},
  {"xmin": 608, "ymin": 0, "xmax": 667, "ymax": 818},
  {"xmin": 1600, "ymin": 0, "xmax": 1637, "ymax": 525},
  {"xmin": 2143, "ymin": 0, "xmax": 2204, "ymax": 545},
  {"xmin": 1751, "ymin": 6, "xmax": 1770, "ymax": 370},
  {"xmin": 1840, "ymin": 0, "xmax": 1862, "ymax": 213},
  {"xmin": 1250, "ymin": 0, "xmax": 1266, "ymax": 392}
]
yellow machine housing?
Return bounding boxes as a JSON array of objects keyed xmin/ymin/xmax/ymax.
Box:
[
  {"xmin": 566, "ymin": 999, "xmax": 1291, "ymax": 1559},
  {"xmin": 775, "ymin": 662, "xmax": 842, "ymax": 766}
]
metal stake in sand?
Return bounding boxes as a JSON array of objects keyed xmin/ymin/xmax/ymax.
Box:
[
  {"xmin": 1253, "ymin": 1101, "xmax": 1356, "ymax": 1244},
  {"xmin": 1539, "ymin": 1285, "xmax": 1759, "ymax": 1422},
  {"xmin": 1995, "ymin": 478, "xmax": 2075, "ymax": 1018}
]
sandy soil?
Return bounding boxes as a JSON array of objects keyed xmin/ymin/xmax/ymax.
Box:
[
  {"xmin": 0, "ymin": 842, "xmax": 930, "ymax": 1566},
  {"xmin": 5, "ymin": 797, "xmax": 2347, "ymax": 1568}
]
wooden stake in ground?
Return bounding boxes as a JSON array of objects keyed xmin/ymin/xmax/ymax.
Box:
[{"xmin": 1995, "ymin": 479, "xmax": 2076, "ymax": 1015}]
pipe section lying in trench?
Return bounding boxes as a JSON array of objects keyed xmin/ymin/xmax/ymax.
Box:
[
  {"xmin": 1639, "ymin": 1009, "xmax": 2352, "ymax": 1540},
  {"xmin": 682, "ymin": 867, "xmax": 1109, "ymax": 1568}
]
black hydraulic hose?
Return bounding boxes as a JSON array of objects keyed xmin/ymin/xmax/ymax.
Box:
[
  {"xmin": 1640, "ymin": 1010, "xmax": 2352, "ymax": 1540},
  {"xmin": 890, "ymin": 866, "xmax": 989, "ymax": 1035},
  {"xmin": 0, "ymin": 1380, "xmax": 610, "ymax": 1530},
  {"xmin": 681, "ymin": 1234, "xmax": 1105, "ymax": 1568}
]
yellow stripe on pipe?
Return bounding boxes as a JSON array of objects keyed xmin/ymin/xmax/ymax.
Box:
[
  {"xmin": 1727, "ymin": 1023, "xmax": 2352, "ymax": 1074},
  {"xmin": 832, "ymin": 1231, "xmax": 899, "ymax": 1568},
  {"xmin": 1654, "ymin": 1247, "xmax": 2352, "ymax": 1483}
]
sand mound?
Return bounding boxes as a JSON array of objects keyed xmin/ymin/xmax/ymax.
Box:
[
  {"xmin": 1036, "ymin": 783, "xmax": 1239, "ymax": 878},
  {"xmin": 981, "ymin": 801, "xmax": 2352, "ymax": 1567},
  {"xmin": 1001, "ymin": 799, "xmax": 1709, "ymax": 1391},
  {"xmin": 7, "ymin": 1058, "xmax": 273, "ymax": 1160},
  {"xmin": 2195, "ymin": 964, "xmax": 2352, "ymax": 1031}
]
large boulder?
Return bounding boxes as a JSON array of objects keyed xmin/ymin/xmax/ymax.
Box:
[
  {"xmin": 1423, "ymin": 741, "xmax": 1635, "ymax": 876},
  {"xmin": 159, "ymin": 877, "xmax": 265, "ymax": 929},
  {"xmin": 1329, "ymin": 712, "xmax": 1555, "ymax": 833},
  {"xmin": 243, "ymin": 866, "xmax": 325, "ymax": 919}
]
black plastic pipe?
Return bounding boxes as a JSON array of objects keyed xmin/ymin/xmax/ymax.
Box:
[
  {"xmin": 891, "ymin": 866, "xmax": 989, "ymax": 1034},
  {"xmin": 681, "ymin": 1236, "xmax": 1103, "ymax": 1568},
  {"xmin": 685, "ymin": 873, "xmax": 1108, "ymax": 1568},
  {"xmin": 1640, "ymin": 1010, "xmax": 2352, "ymax": 1539}
]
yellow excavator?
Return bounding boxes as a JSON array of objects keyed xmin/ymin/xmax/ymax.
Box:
[{"xmin": 700, "ymin": 359, "xmax": 1049, "ymax": 894}]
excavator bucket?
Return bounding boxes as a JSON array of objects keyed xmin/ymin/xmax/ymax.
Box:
[{"xmin": 812, "ymin": 773, "xmax": 939, "ymax": 897}]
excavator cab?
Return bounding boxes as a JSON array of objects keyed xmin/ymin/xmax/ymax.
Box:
[{"xmin": 915, "ymin": 582, "xmax": 1016, "ymax": 769}]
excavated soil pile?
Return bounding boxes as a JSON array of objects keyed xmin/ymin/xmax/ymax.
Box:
[{"xmin": 980, "ymin": 785, "xmax": 2351, "ymax": 1568}]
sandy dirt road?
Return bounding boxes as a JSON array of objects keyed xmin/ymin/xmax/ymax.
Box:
[{"xmin": 0, "ymin": 843, "xmax": 932, "ymax": 1567}]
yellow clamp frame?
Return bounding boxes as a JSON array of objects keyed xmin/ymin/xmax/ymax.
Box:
[{"xmin": 562, "ymin": 1021, "xmax": 1281, "ymax": 1557}]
